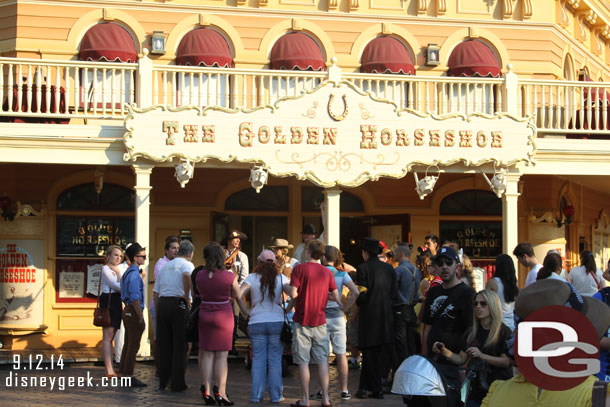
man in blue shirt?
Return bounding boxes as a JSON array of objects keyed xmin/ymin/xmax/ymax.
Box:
[
  {"xmin": 119, "ymin": 242, "xmax": 147, "ymax": 387},
  {"xmin": 392, "ymin": 243, "xmax": 421, "ymax": 373}
]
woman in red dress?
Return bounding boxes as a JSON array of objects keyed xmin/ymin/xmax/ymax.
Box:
[{"xmin": 197, "ymin": 242, "xmax": 244, "ymax": 406}]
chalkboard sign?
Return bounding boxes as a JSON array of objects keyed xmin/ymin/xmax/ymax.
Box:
[
  {"xmin": 57, "ymin": 217, "xmax": 134, "ymax": 257},
  {"xmin": 440, "ymin": 221, "xmax": 502, "ymax": 259}
]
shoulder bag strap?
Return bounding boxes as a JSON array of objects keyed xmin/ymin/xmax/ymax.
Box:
[
  {"xmin": 592, "ymin": 380, "xmax": 607, "ymax": 407},
  {"xmin": 97, "ymin": 265, "xmax": 110, "ymax": 309}
]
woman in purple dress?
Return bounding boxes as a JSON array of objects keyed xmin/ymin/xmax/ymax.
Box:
[{"xmin": 197, "ymin": 242, "xmax": 244, "ymax": 406}]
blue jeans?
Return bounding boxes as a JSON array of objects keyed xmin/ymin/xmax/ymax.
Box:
[{"xmin": 248, "ymin": 321, "xmax": 284, "ymax": 402}]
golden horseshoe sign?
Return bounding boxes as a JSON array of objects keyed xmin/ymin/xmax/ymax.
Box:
[{"xmin": 328, "ymin": 94, "xmax": 348, "ymax": 121}]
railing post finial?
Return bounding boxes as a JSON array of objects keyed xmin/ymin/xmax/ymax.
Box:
[
  {"xmin": 503, "ymin": 63, "xmax": 518, "ymax": 116},
  {"xmin": 328, "ymin": 57, "xmax": 341, "ymax": 84},
  {"xmin": 137, "ymin": 48, "xmax": 153, "ymax": 108}
]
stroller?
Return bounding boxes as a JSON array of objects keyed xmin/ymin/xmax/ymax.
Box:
[{"xmin": 392, "ymin": 355, "xmax": 463, "ymax": 407}]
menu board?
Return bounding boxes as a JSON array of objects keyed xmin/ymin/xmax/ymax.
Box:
[
  {"xmin": 58, "ymin": 271, "xmax": 84, "ymax": 298},
  {"xmin": 440, "ymin": 221, "xmax": 502, "ymax": 259}
]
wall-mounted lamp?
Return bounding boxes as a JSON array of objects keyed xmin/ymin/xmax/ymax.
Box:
[
  {"xmin": 480, "ymin": 167, "xmax": 507, "ymax": 198},
  {"xmin": 151, "ymin": 31, "xmax": 166, "ymax": 55},
  {"xmin": 414, "ymin": 166, "xmax": 439, "ymax": 200},
  {"xmin": 175, "ymin": 159, "xmax": 194, "ymax": 188},
  {"xmin": 179, "ymin": 229, "xmax": 192, "ymax": 242},
  {"xmin": 249, "ymin": 165, "xmax": 268, "ymax": 194},
  {"xmin": 557, "ymin": 204, "xmax": 575, "ymax": 227},
  {"xmin": 426, "ymin": 43, "xmax": 440, "ymax": 66}
]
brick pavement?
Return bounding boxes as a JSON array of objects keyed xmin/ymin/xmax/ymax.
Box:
[{"xmin": 0, "ymin": 357, "xmax": 407, "ymax": 407}]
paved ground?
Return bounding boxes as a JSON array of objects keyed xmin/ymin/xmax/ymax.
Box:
[{"xmin": 0, "ymin": 356, "xmax": 407, "ymax": 407}]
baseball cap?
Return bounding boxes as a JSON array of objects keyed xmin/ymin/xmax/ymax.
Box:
[
  {"xmin": 258, "ymin": 249, "xmax": 275, "ymax": 263},
  {"xmin": 432, "ymin": 246, "xmax": 459, "ymax": 264}
]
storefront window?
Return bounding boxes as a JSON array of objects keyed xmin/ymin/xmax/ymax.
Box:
[
  {"xmin": 55, "ymin": 183, "xmax": 134, "ymax": 303},
  {"xmin": 440, "ymin": 189, "xmax": 501, "ymax": 216},
  {"xmin": 225, "ymin": 186, "xmax": 289, "ymax": 211}
]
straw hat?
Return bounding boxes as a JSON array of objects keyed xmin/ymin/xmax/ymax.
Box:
[{"xmin": 268, "ymin": 238, "xmax": 293, "ymax": 249}]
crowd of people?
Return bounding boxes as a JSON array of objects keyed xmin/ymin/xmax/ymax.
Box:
[{"xmin": 97, "ymin": 230, "xmax": 610, "ymax": 407}]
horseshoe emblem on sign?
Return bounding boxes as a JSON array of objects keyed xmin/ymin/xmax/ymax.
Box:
[{"xmin": 328, "ymin": 94, "xmax": 348, "ymax": 121}]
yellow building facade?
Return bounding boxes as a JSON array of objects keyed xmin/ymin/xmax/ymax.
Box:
[{"xmin": 0, "ymin": 0, "xmax": 609, "ymax": 353}]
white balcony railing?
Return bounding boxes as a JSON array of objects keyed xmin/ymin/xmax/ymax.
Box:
[
  {"xmin": 519, "ymin": 79, "xmax": 610, "ymax": 136},
  {"xmin": 1, "ymin": 55, "xmax": 610, "ymax": 139},
  {"xmin": 152, "ymin": 65, "xmax": 326, "ymax": 109},
  {"xmin": 0, "ymin": 57, "xmax": 136, "ymax": 121}
]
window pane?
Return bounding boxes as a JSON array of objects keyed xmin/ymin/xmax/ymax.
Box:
[
  {"xmin": 225, "ymin": 186, "xmax": 289, "ymax": 211},
  {"xmin": 57, "ymin": 183, "xmax": 134, "ymax": 211},
  {"xmin": 439, "ymin": 190, "xmax": 501, "ymax": 216}
]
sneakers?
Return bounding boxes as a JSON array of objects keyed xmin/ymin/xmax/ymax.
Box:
[
  {"xmin": 310, "ymin": 390, "xmax": 323, "ymax": 400},
  {"xmin": 341, "ymin": 391, "xmax": 352, "ymax": 400}
]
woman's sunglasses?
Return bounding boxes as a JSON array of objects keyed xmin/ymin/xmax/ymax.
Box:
[{"xmin": 473, "ymin": 300, "xmax": 488, "ymax": 307}]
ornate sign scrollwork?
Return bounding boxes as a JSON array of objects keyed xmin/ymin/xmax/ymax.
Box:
[{"xmin": 328, "ymin": 94, "xmax": 348, "ymax": 121}]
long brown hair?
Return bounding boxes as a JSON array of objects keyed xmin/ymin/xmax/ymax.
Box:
[
  {"xmin": 204, "ymin": 242, "xmax": 225, "ymax": 272},
  {"xmin": 256, "ymin": 261, "xmax": 280, "ymax": 302}
]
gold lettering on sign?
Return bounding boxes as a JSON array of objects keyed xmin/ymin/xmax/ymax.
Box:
[
  {"xmin": 360, "ymin": 125, "xmax": 378, "ymax": 149},
  {"xmin": 414, "ymin": 129, "xmax": 425, "ymax": 146},
  {"xmin": 459, "ymin": 130, "xmax": 473, "ymax": 147},
  {"xmin": 163, "ymin": 121, "xmax": 178, "ymax": 145},
  {"xmin": 239, "ymin": 122, "xmax": 254, "ymax": 147},
  {"xmin": 183, "ymin": 125, "xmax": 199, "ymax": 143},
  {"xmin": 429, "ymin": 130, "xmax": 441, "ymax": 147},
  {"xmin": 202, "ymin": 125, "xmax": 215, "ymax": 143},
  {"xmin": 291, "ymin": 127, "xmax": 304, "ymax": 144},
  {"xmin": 380, "ymin": 128, "xmax": 392, "ymax": 146},
  {"xmin": 476, "ymin": 131, "xmax": 487, "ymax": 148},
  {"xmin": 445, "ymin": 130, "xmax": 455, "ymax": 147},
  {"xmin": 491, "ymin": 131, "xmax": 503, "ymax": 147},
  {"xmin": 274, "ymin": 127, "xmax": 286, "ymax": 144},
  {"xmin": 396, "ymin": 129, "xmax": 409, "ymax": 146},
  {"xmin": 258, "ymin": 126, "xmax": 271, "ymax": 144},
  {"xmin": 307, "ymin": 127, "xmax": 319, "ymax": 144},
  {"xmin": 323, "ymin": 128, "xmax": 337, "ymax": 145}
]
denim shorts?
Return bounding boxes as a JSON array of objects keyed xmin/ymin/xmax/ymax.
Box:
[
  {"xmin": 326, "ymin": 316, "xmax": 347, "ymax": 355},
  {"xmin": 292, "ymin": 322, "xmax": 328, "ymax": 365}
]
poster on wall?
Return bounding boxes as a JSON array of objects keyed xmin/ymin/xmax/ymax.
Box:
[
  {"xmin": 59, "ymin": 272, "xmax": 84, "ymax": 298},
  {"xmin": 0, "ymin": 240, "xmax": 45, "ymax": 328},
  {"xmin": 86, "ymin": 264, "xmax": 103, "ymax": 296}
]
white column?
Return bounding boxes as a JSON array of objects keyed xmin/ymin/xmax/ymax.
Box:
[
  {"xmin": 502, "ymin": 172, "xmax": 521, "ymax": 264},
  {"xmin": 133, "ymin": 164, "xmax": 153, "ymax": 357},
  {"xmin": 323, "ymin": 188, "xmax": 342, "ymax": 248}
]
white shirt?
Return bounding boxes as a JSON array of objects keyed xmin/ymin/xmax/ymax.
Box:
[
  {"xmin": 524, "ymin": 263, "xmax": 543, "ymax": 287},
  {"xmin": 101, "ymin": 265, "xmax": 121, "ymax": 294},
  {"xmin": 569, "ymin": 265, "xmax": 605, "ymax": 296},
  {"xmin": 153, "ymin": 257, "xmax": 194, "ymax": 297},
  {"xmin": 244, "ymin": 273, "xmax": 290, "ymax": 325},
  {"xmin": 228, "ymin": 249, "xmax": 249, "ymax": 284},
  {"xmin": 492, "ymin": 277, "xmax": 515, "ymax": 330}
]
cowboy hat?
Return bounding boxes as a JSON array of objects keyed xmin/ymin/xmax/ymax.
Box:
[
  {"xmin": 268, "ymin": 238, "xmax": 294, "ymax": 249},
  {"xmin": 515, "ymin": 279, "xmax": 610, "ymax": 339},
  {"xmin": 228, "ymin": 230, "xmax": 247, "ymax": 240}
]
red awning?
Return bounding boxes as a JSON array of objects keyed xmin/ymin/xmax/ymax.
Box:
[
  {"xmin": 270, "ymin": 32, "xmax": 325, "ymax": 71},
  {"xmin": 176, "ymin": 28, "xmax": 233, "ymax": 67},
  {"xmin": 582, "ymin": 77, "xmax": 610, "ymax": 104},
  {"xmin": 79, "ymin": 23, "xmax": 137, "ymax": 63},
  {"xmin": 447, "ymin": 40, "xmax": 501, "ymax": 78},
  {"xmin": 361, "ymin": 36, "xmax": 415, "ymax": 75}
]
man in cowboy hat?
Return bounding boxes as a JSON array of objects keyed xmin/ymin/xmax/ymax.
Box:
[
  {"xmin": 482, "ymin": 278, "xmax": 610, "ymax": 406},
  {"xmin": 294, "ymin": 224, "xmax": 318, "ymax": 265},
  {"xmin": 268, "ymin": 238, "xmax": 298, "ymax": 277},
  {"xmin": 355, "ymin": 237, "xmax": 397, "ymax": 400},
  {"xmin": 226, "ymin": 230, "xmax": 249, "ymax": 284}
]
